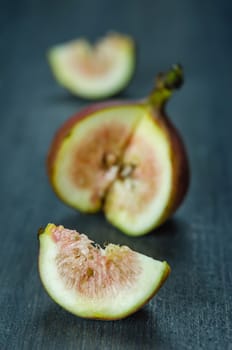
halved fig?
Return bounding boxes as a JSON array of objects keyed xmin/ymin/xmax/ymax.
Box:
[
  {"xmin": 47, "ymin": 32, "xmax": 135, "ymax": 99},
  {"xmin": 38, "ymin": 223, "xmax": 170, "ymax": 320},
  {"xmin": 47, "ymin": 65, "xmax": 190, "ymax": 236}
]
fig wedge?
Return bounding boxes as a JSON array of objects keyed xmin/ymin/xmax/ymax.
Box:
[
  {"xmin": 38, "ymin": 224, "xmax": 170, "ymax": 320},
  {"xmin": 47, "ymin": 65, "xmax": 189, "ymax": 236},
  {"xmin": 47, "ymin": 32, "xmax": 135, "ymax": 99}
]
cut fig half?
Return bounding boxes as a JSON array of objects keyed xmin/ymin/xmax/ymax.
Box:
[
  {"xmin": 47, "ymin": 65, "xmax": 190, "ymax": 236},
  {"xmin": 39, "ymin": 224, "xmax": 170, "ymax": 320},
  {"xmin": 47, "ymin": 32, "xmax": 135, "ymax": 99}
]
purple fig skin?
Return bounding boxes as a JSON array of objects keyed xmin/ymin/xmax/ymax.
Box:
[{"xmin": 146, "ymin": 109, "xmax": 190, "ymax": 227}]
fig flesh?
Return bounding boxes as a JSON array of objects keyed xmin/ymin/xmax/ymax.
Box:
[
  {"xmin": 47, "ymin": 32, "xmax": 135, "ymax": 99},
  {"xmin": 47, "ymin": 65, "xmax": 189, "ymax": 236},
  {"xmin": 39, "ymin": 224, "xmax": 170, "ymax": 320}
]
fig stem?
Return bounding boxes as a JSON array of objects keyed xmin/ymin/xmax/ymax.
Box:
[{"xmin": 148, "ymin": 64, "xmax": 183, "ymax": 109}]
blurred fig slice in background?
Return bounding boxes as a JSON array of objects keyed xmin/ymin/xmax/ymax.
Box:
[{"xmin": 47, "ymin": 32, "xmax": 136, "ymax": 99}]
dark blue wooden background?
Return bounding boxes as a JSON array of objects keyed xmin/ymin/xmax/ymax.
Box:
[{"xmin": 0, "ymin": 0, "xmax": 231, "ymax": 349}]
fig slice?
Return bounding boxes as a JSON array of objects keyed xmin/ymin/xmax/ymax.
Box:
[
  {"xmin": 47, "ymin": 65, "xmax": 190, "ymax": 236},
  {"xmin": 47, "ymin": 32, "xmax": 135, "ymax": 99},
  {"xmin": 104, "ymin": 114, "xmax": 173, "ymax": 235},
  {"xmin": 38, "ymin": 223, "xmax": 170, "ymax": 320}
]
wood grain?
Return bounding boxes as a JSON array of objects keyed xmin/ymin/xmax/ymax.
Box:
[{"xmin": 0, "ymin": 0, "xmax": 231, "ymax": 349}]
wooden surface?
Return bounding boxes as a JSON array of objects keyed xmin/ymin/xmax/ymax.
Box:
[{"xmin": 0, "ymin": 0, "xmax": 232, "ymax": 349}]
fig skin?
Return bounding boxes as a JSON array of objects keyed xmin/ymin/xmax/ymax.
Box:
[
  {"xmin": 146, "ymin": 110, "xmax": 190, "ymax": 229},
  {"xmin": 145, "ymin": 65, "xmax": 190, "ymax": 228},
  {"xmin": 47, "ymin": 65, "xmax": 190, "ymax": 235}
]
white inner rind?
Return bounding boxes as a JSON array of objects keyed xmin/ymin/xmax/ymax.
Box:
[
  {"xmin": 48, "ymin": 36, "xmax": 135, "ymax": 99},
  {"xmin": 53, "ymin": 106, "xmax": 143, "ymax": 212},
  {"xmin": 39, "ymin": 230, "xmax": 169, "ymax": 319}
]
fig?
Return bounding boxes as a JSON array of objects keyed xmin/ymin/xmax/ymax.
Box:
[
  {"xmin": 47, "ymin": 64, "xmax": 189, "ymax": 236},
  {"xmin": 38, "ymin": 223, "xmax": 170, "ymax": 320},
  {"xmin": 47, "ymin": 32, "xmax": 135, "ymax": 99}
]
